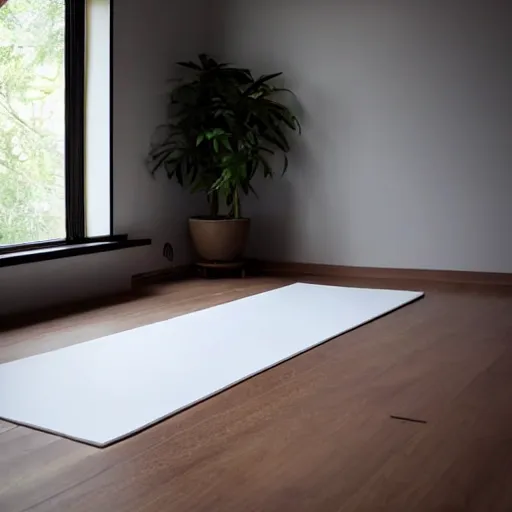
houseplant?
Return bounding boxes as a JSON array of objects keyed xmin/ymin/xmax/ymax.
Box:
[{"xmin": 149, "ymin": 54, "xmax": 300, "ymax": 262}]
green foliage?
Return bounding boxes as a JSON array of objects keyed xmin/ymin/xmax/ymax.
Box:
[
  {"xmin": 0, "ymin": 0, "xmax": 65, "ymax": 245},
  {"xmin": 148, "ymin": 54, "xmax": 300, "ymax": 218}
]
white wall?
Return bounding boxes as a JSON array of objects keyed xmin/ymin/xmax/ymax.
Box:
[
  {"xmin": 113, "ymin": 0, "xmax": 209, "ymax": 270},
  {"xmin": 0, "ymin": 250, "xmax": 147, "ymax": 315},
  {"xmin": 0, "ymin": 0, "xmax": 210, "ymax": 315},
  {"xmin": 4, "ymin": 0, "xmax": 512, "ymax": 316},
  {"xmin": 215, "ymin": 0, "xmax": 512, "ymax": 273}
]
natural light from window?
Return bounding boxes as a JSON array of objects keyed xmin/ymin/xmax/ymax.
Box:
[
  {"xmin": 85, "ymin": 0, "xmax": 110, "ymax": 237},
  {"xmin": 0, "ymin": 0, "xmax": 66, "ymax": 246},
  {"xmin": 0, "ymin": 0, "xmax": 111, "ymax": 249}
]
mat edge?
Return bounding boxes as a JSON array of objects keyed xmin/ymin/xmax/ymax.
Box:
[{"xmin": 0, "ymin": 290, "xmax": 424, "ymax": 447}]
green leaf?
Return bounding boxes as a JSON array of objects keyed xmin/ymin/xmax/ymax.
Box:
[
  {"xmin": 259, "ymin": 132, "xmax": 287, "ymax": 152},
  {"xmin": 198, "ymin": 53, "xmax": 214, "ymax": 69},
  {"xmin": 212, "ymin": 128, "xmax": 225, "ymax": 137},
  {"xmin": 282, "ymin": 154, "xmax": 289, "ymax": 175},
  {"xmin": 258, "ymin": 155, "xmax": 273, "ymax": 178},
  {"xmin": 272, "ymin": 87, "xmax": 295, "ymax": 95},
  {"xmin": 244, "ymin": 72, "xmax": 283, "ymax": 97},
  {"xmin": 177, "ymin": 61, "xmax": 202, "ymax": 71},
  {"xmin": 220, "ymin": 136, "xmax": 232, "ymax": 151},
  {"xmin": 148, "ymin": 52, "xmax": 300, "ymax": 212}
]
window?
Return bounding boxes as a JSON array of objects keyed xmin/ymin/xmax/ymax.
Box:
[{"xmin": 0, "ymin": 0, "xmax": 112, "ymax": 251}]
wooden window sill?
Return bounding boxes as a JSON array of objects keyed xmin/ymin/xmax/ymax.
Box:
[{"xmin": 0, "ymin": 237, "xmax": 151, "ymax": 268}]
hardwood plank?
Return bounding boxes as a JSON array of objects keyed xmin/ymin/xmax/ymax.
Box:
[
  {"xmin": 0, "ymin": 279, "xmax": 286, "ymax": 363},
  {"xmin": 342, "ymin": 348, "xmax": 512, "ymax": 511},
  {"xmin": 0, "ymin": 276, "xmax": 511, "ymax": 511}
]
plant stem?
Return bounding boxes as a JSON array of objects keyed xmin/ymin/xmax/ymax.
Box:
[
  {"xmin": 209, "ymin": 190, "xmax": 219, "ymax": 217},
  {"xmin": 233, "ymin": 187, "xmax": 241, "ymax": 219}
]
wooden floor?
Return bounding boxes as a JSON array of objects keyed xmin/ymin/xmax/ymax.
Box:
[{"xmin": 1, "ymin": 275, "xmax": 512, "ymax": 512}]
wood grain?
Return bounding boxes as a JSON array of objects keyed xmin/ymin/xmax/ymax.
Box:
[
  {"xmin": 1, "ymin": 276, "xmax": 512, "ymax": 511},
  {"xmin": 261, "ymin": 260, "xmax": 512, "ymax": 287}
]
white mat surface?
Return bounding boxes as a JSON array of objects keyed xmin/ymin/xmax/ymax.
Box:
[{"xmin": 0, "ymin": 283, "xmax": 423, "ymax": 447}]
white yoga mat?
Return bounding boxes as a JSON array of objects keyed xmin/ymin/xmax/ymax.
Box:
[{"xmin": 0, "ymin": 283, "xmax": 423, "ymax": 447}]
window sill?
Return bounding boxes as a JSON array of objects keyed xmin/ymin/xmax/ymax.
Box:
[{"xmin": 0, "ymin": 237, "xmax": 151, "ymax": 268}]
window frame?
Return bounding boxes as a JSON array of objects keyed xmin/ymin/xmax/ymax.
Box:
[
  {"xmin": 0, "ymin": 0, "xmax": 119, "ymax": 257},
  {"xmin": 66, "ymin": 0, "xmax": 86, "ymax": 242}
]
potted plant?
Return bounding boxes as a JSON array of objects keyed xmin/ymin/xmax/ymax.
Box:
[{"xmin": 149, "ymin": 54, "xmax": 300, "ymax": 262}]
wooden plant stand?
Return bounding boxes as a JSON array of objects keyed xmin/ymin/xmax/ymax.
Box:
[{"xmin": 196, "ymin": 260, "xmax": 246, "ymax": 279}]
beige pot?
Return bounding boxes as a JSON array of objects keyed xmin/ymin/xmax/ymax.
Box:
[{"xmin": 189, "ymin": 217, "xmax": 250, "ymax": 262}]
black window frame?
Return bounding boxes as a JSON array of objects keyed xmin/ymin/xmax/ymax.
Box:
[
  {"xmin": 65, "ymin": 0, "xmax": 87, "ymax": 242},
  {"xmin": 0, "ymin": 0, "xmax": 124, "ymax": 258}
]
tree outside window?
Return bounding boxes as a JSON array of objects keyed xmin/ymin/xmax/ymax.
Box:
[{"xmin": 0, "ymin": 0, "xmax": 66, "ymax": 246}]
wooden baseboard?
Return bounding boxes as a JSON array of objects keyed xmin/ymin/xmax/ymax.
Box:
[
  {"xmin": 260, "ymin": 261, "xmax": 512, "ymax": 287},
  {"xmin": 130, "ymin": 261, "xmax": 512, "ymax": 288}
]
